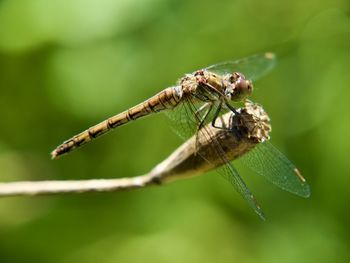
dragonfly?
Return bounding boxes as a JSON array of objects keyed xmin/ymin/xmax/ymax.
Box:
[{"xmin": 51, "ymin": 52, "xmax": 310, "ymax": 219}]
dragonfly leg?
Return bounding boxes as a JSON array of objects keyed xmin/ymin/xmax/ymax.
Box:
[
  {"xmin": 210, "ymin": 102, "xmax": 243, "ymax": 141},
  {"xmin": 195, "ymin": 102, "xmax": 212, "ymax": 130},
  {"xmin": 203, "ymin": 82, "xmax": 224, "ymax": 100},
  {"xmin": 194, "ymin": 103, "xmax": 213, "ymax": 155},
  {"xmin": 225, "ymin": 101, "xmax": 239, "ymax": 115},
  {"xmin": 211, "ymin": 102, "xmax": 232, "ymax": 131},
  {"xmin": 193, "ymin": 93, "xmax": 211, "ymax": 101},
  {"xmin": 196, "ymin": 82, "xmax": 239, "ymax": 130}
]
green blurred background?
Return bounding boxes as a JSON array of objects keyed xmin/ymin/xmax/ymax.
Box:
[{"xmin": 0, "ymin": 0, "xmax": 350, "ymax": 262}]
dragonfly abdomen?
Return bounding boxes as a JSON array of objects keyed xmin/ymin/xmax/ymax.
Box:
[{"xmin": 51, "ymin": 87, "xmax": 182, "ymax": 159}]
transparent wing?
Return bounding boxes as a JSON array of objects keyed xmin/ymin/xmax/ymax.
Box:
[
  {"xmin": 171, "ymin": 98, "xmax": 265, "ymax": 219},
  {"xmin": 165, "ymin": 86, "xmax": 220, "ymax": 140},
  {"xmin": 196, "ymin": 105, "xmax": 265, "ymax": 220},
  {"xmin": 238, "ymin": 141, "xmax": 311, "ymax": 198},
  {"xmin": 217, "ymin": 157, "xmax": 265, "ymax": 220},
  {"xmin": 165, "ymin": 98, "xmax": 204, "ymax": 140},
  {"xmin": 205, "ymin": 52, "xmax": 276, "ymax": 81}
]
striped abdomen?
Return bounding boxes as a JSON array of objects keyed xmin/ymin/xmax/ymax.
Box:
[{"xmin": 51, "ymin": 87, "xmax": 183, "ymax": 159}]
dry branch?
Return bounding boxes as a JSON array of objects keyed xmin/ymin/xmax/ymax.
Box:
[{"xmin": 0, "ymin": 101, "xmax": 271, "ymax": 197}]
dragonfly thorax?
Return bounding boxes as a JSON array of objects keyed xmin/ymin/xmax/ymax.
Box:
[
  {"xmin": 179, "ymin": 70, "xmax": 253, "ymax": 103},
  {"xmin": 224, "ymin": 72, "xmax": 253, "ymax": 102}
]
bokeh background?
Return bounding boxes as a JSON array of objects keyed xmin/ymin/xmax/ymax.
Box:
[{"xmin": 0, "ymin": 0, "xmax": 349, "ymax": 262}]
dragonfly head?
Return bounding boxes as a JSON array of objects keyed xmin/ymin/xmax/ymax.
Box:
[{"xmin": 226, "ymin": 72, "xmax": 253, "ymax": 101}]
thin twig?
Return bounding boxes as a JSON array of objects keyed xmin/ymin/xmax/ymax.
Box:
[
  {"xmin": 0, "ymin": 174, "xmax": 157, "ymax": 196},
  {"xmin": 0, "ymin": 102, "xmax": 270, "ymax": 197}
]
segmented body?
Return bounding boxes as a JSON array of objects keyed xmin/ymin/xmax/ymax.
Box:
[{"xmin": 51, "ymin": 70, "xmax": 226, "ymax": 158}]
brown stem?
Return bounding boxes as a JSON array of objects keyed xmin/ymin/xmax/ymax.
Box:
[{"xmin": 0, "ymin": 101, "xmax": 270, "ymax": 197}]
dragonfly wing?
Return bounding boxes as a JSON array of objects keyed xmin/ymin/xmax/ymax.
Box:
[
  {"xmin": 238, "ymin": 141, "xmax": 311, "ymax": 198},
  {"xmin": 205, "ymin": 52, "xmax": 276, "ymax": 81},
  {"xmin": 165, "ymin": 97, "xmax": 207, "ymax": 140},
  {"xmin": 217, "ymin": 158, "xmax": 265, "ymax": 220},
  {"xmin": 165, "ymin": 86, "xmax": 220, "ymax": 140},
  {"xmin": 181, "ymin": 99, "xmax": 266, "ymax": 219}
]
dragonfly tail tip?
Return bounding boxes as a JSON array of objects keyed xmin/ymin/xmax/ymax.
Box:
[{"xmin": 50, "ymin": 150, "xmax": 59, "ymax": 160}]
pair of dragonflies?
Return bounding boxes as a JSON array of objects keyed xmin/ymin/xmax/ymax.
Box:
[{"xmin": 51, "ymin": 52, "xmax": 310, "ymax": 219}]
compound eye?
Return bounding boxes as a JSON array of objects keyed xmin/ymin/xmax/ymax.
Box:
[
  {"xmin": 236, "ymin": 80, "xmax": 247, "ymax": 92},
  {"xmin": 237, "ymin": 79, "xmax": 253, "ymax": 96},
  {"xmin": 247, "ymin": 82, "xmax": 253, "ymax": 92}
]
